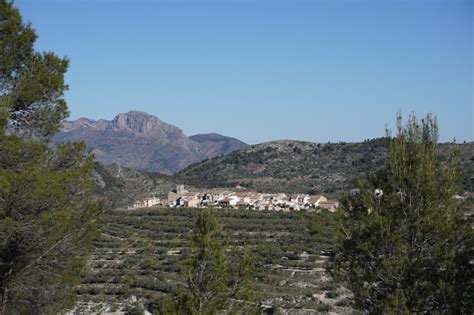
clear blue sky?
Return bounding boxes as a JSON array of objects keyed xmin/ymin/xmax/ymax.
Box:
[{"xmin": 16, "ymin": 0, "xmax": 473, "ymax": 144}]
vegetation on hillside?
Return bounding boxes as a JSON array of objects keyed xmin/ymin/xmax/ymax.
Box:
[
  {"xmin": 2, "ymin": 2, "xmax": 472, "ymax": 315},
  {"xmin": 332, "ymin": 114, "xmax": 474, "ymax": 313},
  {"xmin": 177, "ymin": 138, "xmax": 473, "ymax": 195},
  {"xmin": 0, "ymin": 1, "xmax": 102, "ymax": 313},
  {"xmin": 73, "ymin": 208, "xmax": 347, "ymax": 313},
  {"xmin": 93, "ymin": 163, "xmax": 180, "ymax": 208},
  {"xmin": 157, "ymin": 209, "xmax": 256, "ymax": 314},
  {"xmin": 92, "ymin": 138, "xmax": 473, "ymax": 210}
]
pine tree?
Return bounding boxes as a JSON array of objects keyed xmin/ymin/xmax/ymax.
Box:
[
  {"xmin": 332, "ymin": 113, "xmax": 473, "ymax": 313},
  {"xmin": 0, "ymin": 1, "xmax": 69, "ymax": 139},
  {"xmin": 187, "ymin": 208, "xmax": 229, "ymax": 313},
  {"xmin": 157, "ymin": 208, "xmax": 256, "ymax": 315},
  {"xmin": 0, "ymin": 1, "xmax": 103, "ymax": 313}
]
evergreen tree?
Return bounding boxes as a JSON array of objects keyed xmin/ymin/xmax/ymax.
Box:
[
  {"xmin": 157, "ymin": 209, "xmax": 256, "ymax": 315},
  {"xmin": 0, "ymin": 0, "xmax": 69, "ymax": 139},
  {"xmin": 332, "ymin": 114, "xmax": 473, "ymax": 313},
  {"xmin": 187, "ymin": 208, "xmax": 229, "ymax": 313},
  {"xmin": 0, "ymin": 1, "xmax": 103, "ymax": 313}
]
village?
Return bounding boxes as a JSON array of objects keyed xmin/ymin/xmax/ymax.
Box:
[{"xmin": 130, "ymin": 185, "xmax": 339, "ymax": 212}]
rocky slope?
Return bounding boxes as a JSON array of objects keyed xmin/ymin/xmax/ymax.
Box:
[
  {"xmin": 190, "ymin": 133, "xmax": 248, "ymax": 157},
  {"xmin": 93, "ymin": 163, "xmax": 188, "ymax": 208},
  {"xmin": 52, "ymin": 111, "xmax": 248, "ymax": 174},
  {"xmin": 177, "ymin": 139, "xmax": 474, "ymax": 194},
  {"xmin": 92, "ymin": 139, "xmax": 473, "ymax": 208}
]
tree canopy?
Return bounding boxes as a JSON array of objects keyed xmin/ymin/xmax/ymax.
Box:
[
  {"xmin": 0, "ymin": 0, "xmax": 68, "ymax": 139},
  {"xmin": 0, "ymin": 1, "xmax": 102, "ymax": 313},
  {"xmin": 157, "ymin": 208, "xmax": 256, "ymax": 315},
  {"xmin": 332, "ymin": 114, "xmax": 473, "ymax": 313}
]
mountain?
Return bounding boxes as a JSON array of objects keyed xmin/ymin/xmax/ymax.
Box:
[
  {"xmin": 51, "ymin": 111, "xmax": 248, "ymax": 174},
  {"xmin": 177, "ymin": 139, "xmax": 474, "ymax": 194},
  {"xmin": 93, "ymin": 163, "xmax": 185, "ymax": 208},
  {"xmin": 190, "ymin": 133, "xmax": 248, "ymax": 157},
  {"xmin": 91, "ymin": 139, "xmax": 473, "ymax": 208}
]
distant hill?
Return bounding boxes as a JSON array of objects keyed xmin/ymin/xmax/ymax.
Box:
[
  {"xmin": 190, "ymin": 133, "xmax": 248, "ymax": 157},
  {"xmin": 92, "ymin": 139, "xmax": 473, "ymax": 208},
  {"xmin": 93, "ymin": 163, "xmax": 185, "ymax": 208},
  {"xmin": 177, "ymin": 139, "xmax": 474, "ymax": 194},
  {"xmin": 51, "ymin": 111, "xmax": 248, "ymax": 174}
]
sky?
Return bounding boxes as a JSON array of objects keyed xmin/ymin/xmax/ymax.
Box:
[{"xmin": 15, "ymin": 0, "xmax": 473, "ymax": 144}]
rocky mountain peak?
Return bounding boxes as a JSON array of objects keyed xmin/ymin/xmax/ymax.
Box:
[
  {"xmin": 52, "ymin": 110, "xmax": 249, "ymax": 174},
  {"xmin": 110, "ymin": 111, "xmax": 184, "ymax": 138}
]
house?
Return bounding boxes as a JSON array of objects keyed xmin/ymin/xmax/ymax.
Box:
[
  {"xmin": 174, "ymin": 192, "xmax": 202, "ymax": 208},
  {"xmin": 236, "ymin": 200, "xmax": 249, "ymax": 209},
  {"xmin": 258, "ymin": 202, "xmax": 270, "ymax": 211},
  {"xmin": 289, "ymin": 203, "xmax": 301, "ymax": 211},
  {"xmin": 307, "ymin": 195, "xmax": 328, "ymax": 208},
  {"xmin": 186, "ymin": 197, "xmax": 201, "ymax": 208},
  {"xmin": 317, "ymin": 200, "xmax": 340, "ymax": 212},
  {"xmin": 228, "ymin": 195, "xmax": 241, "ymax": 207},
  {"xmin": 132, "ymin": 200, "xmax": 146, "ymax": 209},
  {"xmin": 168, "ymin": 185, "xmax": 191, "ymax": 206},
  {"xmin": 290, "ymin": 194, "xmax": 308, "ymax": 205},
  {"xmin": 132, "ymin": 196, "xmax": 161, "ymax": 209},
  {"xmin": 163, "ymin": 186, "xmax": 339, "ymax": 212},
  {"xmin": 167, "ymin": 191, "xmax": 179, "ymax": 206},
  {"xmin": 144, "ymin": 197, "xmax": 161, "ymax": 207}
]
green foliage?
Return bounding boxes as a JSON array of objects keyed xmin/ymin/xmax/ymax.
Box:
[
  {"xmin": 187, "ymin": 208, "xmax": 228, "ymax": 313},
  {"xmin": 0, "ymin": 1, "xmax": 103, "ymax": 313},
  {"xmin": 76, "ymin": 208, "xmax": 340, "ymax": 311},
  {"xmin": 0, "ymin": 119, "xmax": 103, "ymax": 315},
  {"xmin": 309, "ymin": 211, "xmax": 340, "ymax": 251},
  {"xmin": 93, "ymin": 163, "xmax": 178, "ymax": 209},
  {"xmin": 0, "ymin": 0, "xmax": 69, "ymax": 138},
  {"xmin": 126, "ymin": 303, "xmax": 146, "ymax": 315},
  {"xmin": 332, "ymin": 113, "xmax": 474, "ymax": 313},
  {"xmin": 156, "ymin": 209, "xmax": 257, "ymax": 314},
  {"xmin": 177, "ymin": 137, "xmax": 473, "ymax": 195}
]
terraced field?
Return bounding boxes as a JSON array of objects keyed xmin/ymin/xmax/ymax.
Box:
[{"xmin": 71, "ymin": 208, "xmax": 352, "ymax": 314}]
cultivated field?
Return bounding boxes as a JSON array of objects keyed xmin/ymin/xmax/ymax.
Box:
[{"xmin": 73, "ymin": 208, "xmax": 352, "ymax": 314}]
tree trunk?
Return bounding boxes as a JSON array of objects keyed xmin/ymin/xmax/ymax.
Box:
[{"xmin": 1, "ymin": 287, "xmax": 8, "ymax": 315}]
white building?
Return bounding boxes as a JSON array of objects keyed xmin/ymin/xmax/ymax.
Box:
[{"xmin": 132, "ymin": 196, "xmax": 161, "ymax": 209}]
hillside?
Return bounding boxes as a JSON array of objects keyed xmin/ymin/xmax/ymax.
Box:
[
  {"xmin": 177, "ymin": 139, "xmax": 474, "ymax": 194},
  {"xmin": 92, "ymin": 139, "xmax": 473, "ymax": 208},
  {"xmin": 51, "ymin": 111, "xmax": 248, "ymax": 174},
  {"xmin": 93, "ymin": 163, "xmax": 182, "ymax": 208},
  {"xmin": 73, "ymin": 208, "xmax": 349, "ymax": 314},
  {"xmin": 189, "ymin": 133, "xmax": 248, "ymax": 157}
]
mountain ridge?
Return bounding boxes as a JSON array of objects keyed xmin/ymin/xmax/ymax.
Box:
[
  {"xmin": 177, "ymin": 139, "xmax": 474, "ymax": 194},
  {"xmin": 52, "ymin": 111, "xmax": 249, "ymax": 174},
  {"xmin": 88, "ymin": 138, "xmax": 473, "ymax": 208}
]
